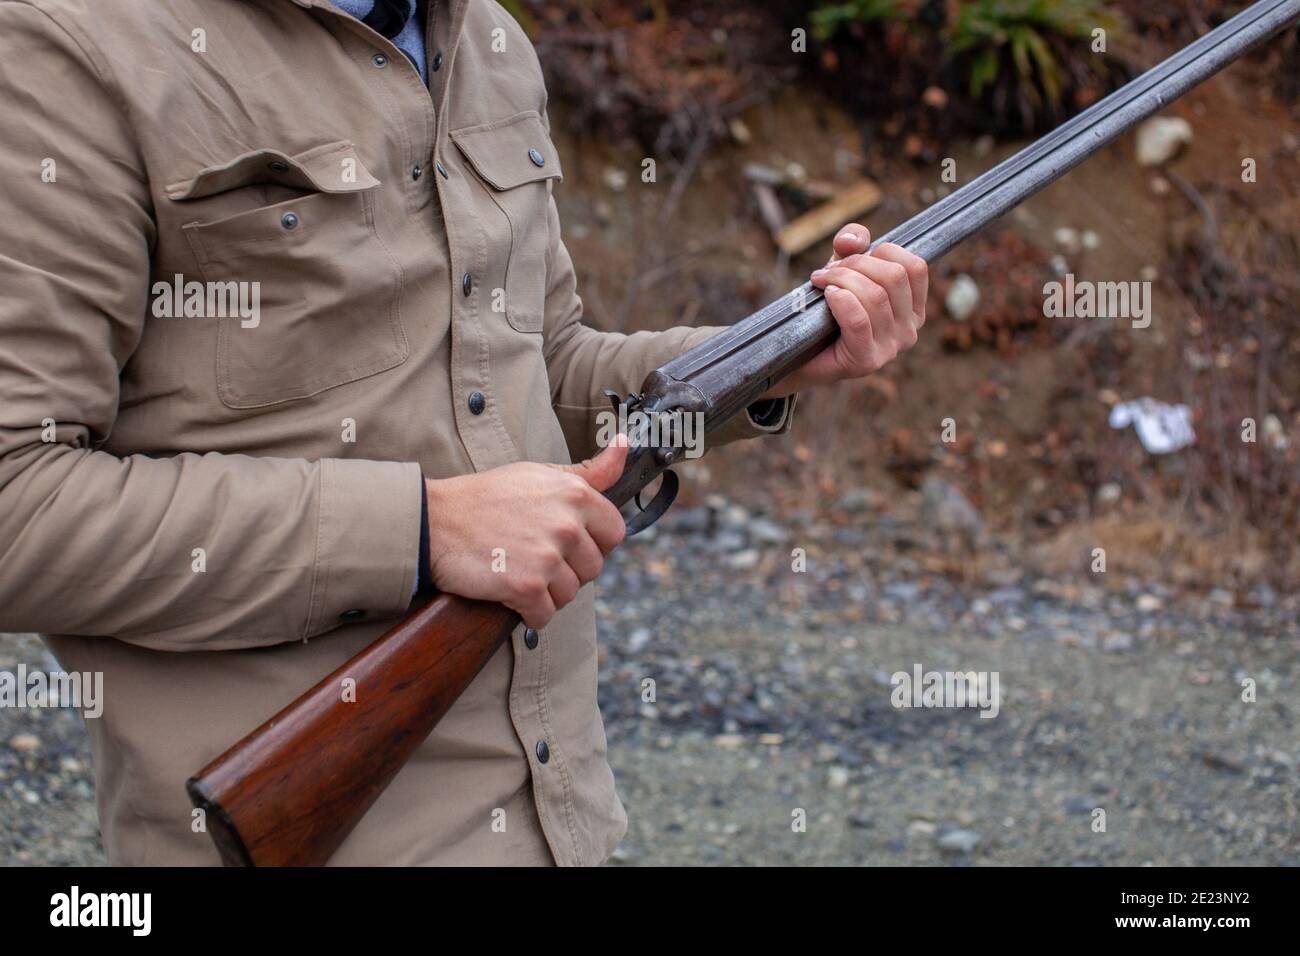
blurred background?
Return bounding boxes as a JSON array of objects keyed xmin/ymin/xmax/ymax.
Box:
[{"xmin": 3, "ymin": 0, "xmax": 1297, "ymax": 866}]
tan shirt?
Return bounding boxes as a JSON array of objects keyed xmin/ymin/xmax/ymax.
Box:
[{"xmin": 0, "ymin": 0, "xmax": 791, "ymax": 864}]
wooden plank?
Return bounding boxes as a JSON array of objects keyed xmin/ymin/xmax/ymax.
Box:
[{"xmin": 774, "ymin": 179, "xmax": 882, "ymax": 256}]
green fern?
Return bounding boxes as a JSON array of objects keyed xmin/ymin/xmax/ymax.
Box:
[{"xmin": 811, "ymin": 0, "xmax": 907, "ymax": 42}]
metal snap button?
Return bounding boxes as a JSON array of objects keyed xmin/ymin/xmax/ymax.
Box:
[
  {"xmin": 528, "ymin": 148, "xmax": 545, "ymax": 167},
  {"xmin": 280, "ymin": 212, "xmax": 300, "ymax": 230}
]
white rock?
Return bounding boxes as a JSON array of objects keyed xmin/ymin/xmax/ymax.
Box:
[
  {"xmin": 1136, "ymin": 593, "xmax": 1164, "ymax": 613},
  {"xmin": 937, "ymin": 828, "xmax": 981, "ymax": 853},
  {"xmin": 8, "ymin": 733, "xmax": 39, "ymax": 753},
  {"xmin": 945, "ymin": 273, "xmax": 980, "ymax": 322},
  {"xmin": 1136, "ymin": 117, "xmax": 1193, "ymax": 167},
  {"xmin": 1054, "ymin": 227, "xmax": 1080, "ymax": 253}
]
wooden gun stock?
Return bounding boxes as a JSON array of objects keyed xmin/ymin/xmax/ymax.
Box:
[{"xmin": 186, "ymin": 595, "xmax": 518, "ymax": 866}]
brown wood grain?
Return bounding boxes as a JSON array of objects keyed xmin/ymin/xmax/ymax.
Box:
[{"xmin": 187, "ymin": 594, "xmax": 520, "ymax": 866}]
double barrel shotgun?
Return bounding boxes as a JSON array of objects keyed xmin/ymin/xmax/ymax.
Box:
[{"xmin": 188, "ymin": 0, "xmax": 1300, "ymax": 865}]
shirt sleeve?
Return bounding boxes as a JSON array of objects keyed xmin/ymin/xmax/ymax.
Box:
[
  {"xmin": 538, "ymin": 195, "xmax": 796, "ymax": 463},
  {"xmin": 0, "ymin": 2, "xmax": 422, "ymax": 652}
]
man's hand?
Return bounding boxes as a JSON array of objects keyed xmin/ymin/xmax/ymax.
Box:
[
  {"xmin": 424, "ymin": 437, "xmax": 629, "ymax": 628},
  {"xmin": 763, "ymin": 223, "xmax": 928, "ymax": 399}
]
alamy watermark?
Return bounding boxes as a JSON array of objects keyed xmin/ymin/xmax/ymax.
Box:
[
  {"xmin": 151, "ymin": 274, "xmax": 261, "ymax": 327},
  {"xmin": 595, "ymin": 406, "xmax": 705, "ymax": 459},
  {"xmin": 1, "ymin": 665, "xmax": 103, "ymax": 719},
  {"xmin": 1043, "ymin": 273, "xmax": 1151, "ymax": 329},
  {"xmin": 890, "ymin": 663, "xmax": 1000, "ymax": 719}
]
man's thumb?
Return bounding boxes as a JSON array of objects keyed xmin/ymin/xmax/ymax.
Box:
[{"xmin": 555, "ymin": 433, "xmax": 629, "ymax": 492}]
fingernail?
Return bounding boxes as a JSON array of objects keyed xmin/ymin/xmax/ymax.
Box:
[
  {"xmin": 825, "ymin": 283, "xmax": 841, "ymax": 293},
  {"xmin": 811, "ymin": 268, "xmax": 827, "ymax": 278}
]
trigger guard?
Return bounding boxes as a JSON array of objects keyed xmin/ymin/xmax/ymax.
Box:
[{"xmin": 625, "ymin": 470, "xmax": 679, "ymax": 536}]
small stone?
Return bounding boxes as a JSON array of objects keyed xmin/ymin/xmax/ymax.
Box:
[
  {"xmin": 749, "ymin": 518, "xmax": 789, "ymax": 545},
  {"xmin": 1136, "ymin": 116, "xmax": 1193, "ymax": 166},
  {"xmin": 836, "ymin": 488, "xmax": 879, "ymax": 513},
  {"xmin": 1102, "ymin": 632, "xmax": 1134, "ymax": 653},
  {"xmin": 945, "ymin": 274, "xmax": 980, "ymax": 322},
  {"xmin": 602, "ymin": 167, "xmax": 628, "ymax": 192},
  {"xmin": 727, "ymin": 549, "xmax": 760, "ymax": 570},
  {"xmin": 827, "ymin": 766, "xmax": 851, "ymax": 789},
  {"xmin": 1209, "ymin": 588, "xmax": 1235, "ymax": 607},
  {"xmin": 937, "ymin": 828, "xmax": 981, "ymax": 853},
  {"xmin": 922, "ymin": 86, "xmax": 948, "ymax": 109},
  {"xmin": 8, "ymin": 733, "xmax": 39, "ymax": 753},
  {"xmin": 1136, "ymin": 594, "xmax": 1163, "ymax": 613},
  {"xmin": 1054, "ymin": 227, "xmax": 1081, "ymax": 253},
  {"xmin": 920, "ymin": 474, "xmax": 983, "ymax": 540},
  {"xmin": 907, "ymin": 819, "xmax": 938, "ymax": 838},
  {"xmin": 1096, "ymin": 482, "xmax": 1122, "ymax": 504}
]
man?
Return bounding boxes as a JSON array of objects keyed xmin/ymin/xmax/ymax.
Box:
[{"xmin": 0, "ymin": 0, "xmax": 926, "ymax": 865}]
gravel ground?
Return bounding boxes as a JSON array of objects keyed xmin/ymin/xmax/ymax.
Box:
[
  {"xmin": 3, "ymin": 493, "xmax": 1296, "ymax": 867},
  {"xmin": 599, "ymin": 496, "xmax": 1299, "ymax": 866}
]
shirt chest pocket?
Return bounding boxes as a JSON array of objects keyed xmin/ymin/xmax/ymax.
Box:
[
  {"xmin": 451, "ymin": 112, "xmax": 563, "ymax": 333},
  {"xmin": 171, "ymin": 141, "xmax": 408, "ymax": 409}
]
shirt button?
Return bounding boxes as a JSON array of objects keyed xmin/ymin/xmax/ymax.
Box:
[
  {"xmin": 535, "ymin": 740, "xmax": 550, "ymax": 764},
  {"xmin": 280, "ymin": 212, "xmax": 300, "ymax": 230},
  {"xmin": 371, "ymin": 53, "xmax": 388, "ymax": 68},
  {"xmin": 431, "ymin": 50, "xmax": 443, "ymax": 71},
  {"xmin": 524, "ymin": 627, "xmax": 539, "ymax": 650},
  {"xmin": 528, "ymin": 148, "xmax": 545, "ymax": 167},
  {"xmin": 411, "ymin": 164, "xmax": 423, "ymax": 181},
  {"xmin": 339, "ymin": 609, "xmax": 366, "ymax": 622},
  {"xmin": 436, "ymin": 160, "xmax": 448, "ymax": 179},
  {"xmin": 462, "ymin": 272, "xmax": 472, "ymax": 296},
  {"xmin": 468, "ymin": 391, "xmax": 486, "ymax": 415}
]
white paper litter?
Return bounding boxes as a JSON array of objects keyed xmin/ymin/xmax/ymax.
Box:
[{"xmin": 1108, "ymin": 398, "xmax": 1196, "ymax": 454}]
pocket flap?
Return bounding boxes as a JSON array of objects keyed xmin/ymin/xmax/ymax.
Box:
[
  {"xmin": 165, "ymin": 141, "xmax": 381, "ymax": 200},
  {"xmin": 451, "ymin": 111, "xmax": 563, "ymax": 190}
]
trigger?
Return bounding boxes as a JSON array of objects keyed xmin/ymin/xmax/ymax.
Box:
[{"xmin": 625, "ymin": 470, "xmax": 679, "ymax": 536}]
